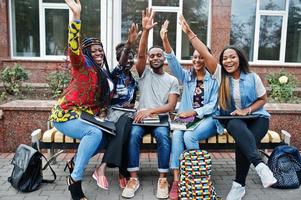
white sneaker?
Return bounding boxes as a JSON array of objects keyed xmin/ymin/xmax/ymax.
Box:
[
  {"xmin": 121, "ymin": 178, "xmax": 140, "ymax": 198},
  {"xmin": 255, "ymin": 163, "xmax": 277, "ymax": 188},
  {"xmin": 226, "ymin": 181, "xmax": 246, "ymax": 200},
  {"xmin": 156, "ymin": 177, "xmax": 169, "ymax": 199}
]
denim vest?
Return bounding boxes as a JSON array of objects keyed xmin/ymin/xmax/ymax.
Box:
[
  {"xmin": 220, "ymin": 72, "xmax": 270, "ymax": 118},
  {"xmin": 165, "ymin": 51, "xmax": 223, "ymax": 134}
]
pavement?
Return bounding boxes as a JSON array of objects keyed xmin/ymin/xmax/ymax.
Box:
[{"xmin": 0, "ymin": 152, "xmax": 300, "ymax": 200}]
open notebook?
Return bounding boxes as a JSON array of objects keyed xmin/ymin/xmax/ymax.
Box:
[{"xmin": 79, "ymin": 112, "xmax": 116, "ymax": 136}]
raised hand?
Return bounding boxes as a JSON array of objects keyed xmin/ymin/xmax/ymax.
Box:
[
  {"xmin": 127, "ymin": 23, "xmax": 141, "ymax": 45},
  {"xmin": 179, "ymin": 15, "xmax": 192, "ymax": 35},
  {"xmin": 141, "ymin": 8, "xmax": 157, "ymax": 31},
  {"xmin": 160, "ymin": 20, "xmax": 169, "ymax": 40},
  {"xmin": 65, "ymin": 0, "xmax": 81, "ymax": 20}
]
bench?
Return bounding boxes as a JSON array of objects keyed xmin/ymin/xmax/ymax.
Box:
[{"xmin": 31, "ymin": 127, "xmax": 291, "ymax": 158}]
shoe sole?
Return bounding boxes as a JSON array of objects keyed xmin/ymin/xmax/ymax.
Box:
[
  {"xmin": 263, "ymin": 178, "xmax": 277, "ymax": 188},
  {"xmin": 92, "ymin": 173, "xmax": 109, "ymax": 190}
]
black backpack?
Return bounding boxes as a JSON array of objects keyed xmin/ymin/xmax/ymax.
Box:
[
  {"xmin": 8, "ymin": 144, "xmax": 59, "ymax": 192},
  {"xmin": 265, "ymin": 145, "xmax": 301, "ymax": 189}
]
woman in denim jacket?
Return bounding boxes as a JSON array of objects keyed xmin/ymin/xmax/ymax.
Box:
[
  {"xmin": 160, "ymin": 20, "xmax": 222, "ymax": 199},
  {"xmin": 178, "ymin": 15, "xmax": 277, "ymax": 200}
]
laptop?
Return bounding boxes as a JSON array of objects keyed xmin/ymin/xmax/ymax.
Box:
[{"xmin": 79, "ymin": 112, "xmax": 116, "ymax": 136}]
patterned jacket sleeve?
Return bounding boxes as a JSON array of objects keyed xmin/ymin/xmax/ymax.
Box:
[{"xmin": 68, "ymin": 20, "xmax": 85, "ymax": 69}]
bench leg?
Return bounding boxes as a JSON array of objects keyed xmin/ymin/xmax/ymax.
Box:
[{"xmin": 47, "ymin": 148, "xmax": 58, "ymax": 164}]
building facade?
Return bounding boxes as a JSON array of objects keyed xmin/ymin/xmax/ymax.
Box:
[{"xmin": 0, "ymin": 0, "xmax": 301, "ymax": 85}]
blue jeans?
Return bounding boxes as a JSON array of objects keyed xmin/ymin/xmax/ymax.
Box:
[
  {"xmin": 127, "ymin": 125, "xmax": 171, "ymax": 173},
  {"xmin": 170, "ymin": 117, "xmax": 217, "ymax": 169},
  {"xmin": 54, "ymin": 119, "xmax": 106, "ymax": 181}
]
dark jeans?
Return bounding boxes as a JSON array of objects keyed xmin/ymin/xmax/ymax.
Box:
[{"xmin": 222, "ymin": 117, "xmax": 269, "ymax": 186}]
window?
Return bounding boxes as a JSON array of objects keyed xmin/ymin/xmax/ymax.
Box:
[
  {"xmin": 121, "ymin": 0, "xmax": 210, "ymax": 61},
  {"xmin": 10, "ymin": 0, "xmax": 101, "ymax": 59},
  {"xmin": 231, "ymin": 0, "xmax": 301, "ymax": 64}
]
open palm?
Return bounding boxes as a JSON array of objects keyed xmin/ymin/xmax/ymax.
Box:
[
  {"xmin": 142, "ymin": 8, "xmax": 157, "ymax": 31},
  {"xmin": 65, "ymin": 0, "xmax": 81, "ymax": 20}
]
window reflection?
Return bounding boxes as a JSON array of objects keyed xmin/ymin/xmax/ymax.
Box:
[
  {"xmin": 81, "ymin": 0, "xmax": 101, "ymax": 39},
  {"xmin": 258, "ymin": 16, "xmax": 282, "ymax": 60},
  {"xmin": 45, "ymin": 9, "xmax": 68, "ymax": 56},
  {"xmin": 182, "ymin": 0, "xmax": 209, "ymax": 60},
  {"xmin": 153, "ymin": 12, "xmax": 177, "ymax": 51},
  {"xmin": 152, "ymin": 0, "xmax": 178, "ymax": 7},
  {"xmin": 121, "ymin": 0, "xmax": 148, "ymax": 43},
  {"xmin": 259, "ymin": 0, "xmax": 286, "ymax": 11},
  {"xmin": 12, "ymin": 0, "xmax": 40, "ymax": 57},
  {"xmin": 230, "ymin": 0, "xmax": 256, "ymax": 61},
  {"xmin": 285, "ymin": 0, "xmax": 301, "ymax": 62}
]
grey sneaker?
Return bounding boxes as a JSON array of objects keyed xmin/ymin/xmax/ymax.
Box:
[
  {"xmin": 156, "ymin": 178, "xmax": 169, "ymax": 199},
  {"xmin": 226, "ymin": 181, "xmax": 246, "ymax": 200},
  {"xmin": 121, "ymin": 178, "xmax": 140, "ymax": 198},
  {"xmin": 255, "ymin": 162, "xmax": 277, "ymax": 188}
]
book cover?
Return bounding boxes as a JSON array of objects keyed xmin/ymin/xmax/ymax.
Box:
[
  {"xmin": 170, "ymin": 117, "xmax": 203, "ymax": 131},
  {"xmin": 79, "ymin": 112, "xmax": 116, "ymax": 135}
]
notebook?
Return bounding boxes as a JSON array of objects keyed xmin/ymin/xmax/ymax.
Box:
[
  {"xmin": 170, "ymin": 117, "xmax": 203, "ymax": 131},
  {"xmin": 79, "ymin": 112, "xmax": 116, "ymax": 136},
  {"xmin": 132, "ymin": 114, "xmax": 169, "ymax": 127},
  {"xmin": 213, "ymin": 114, "xmax": 259, "ymax": 120}
]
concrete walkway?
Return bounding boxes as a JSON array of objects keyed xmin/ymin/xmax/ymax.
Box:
[{"xmin": 0, "ymin": 152, "xmax": 300, "ymax": 200}]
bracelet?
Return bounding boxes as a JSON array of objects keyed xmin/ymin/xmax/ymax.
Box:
[
  {"xmin": 248, "ymin": 107, "xmax": 252, "ymax": 114},
  {"xmin": 189, "ymin": 34, "xmax": 197, "ymax": 41}
]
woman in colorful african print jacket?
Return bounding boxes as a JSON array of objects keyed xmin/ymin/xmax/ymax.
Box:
[{"xmin": 48, "ymin": 0, "xmax": 131, "ymax": 199}]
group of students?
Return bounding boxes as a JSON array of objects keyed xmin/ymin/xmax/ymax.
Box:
[{"xmin": 50, "ymin": 1, "xmax": 277, "ymax": 200}]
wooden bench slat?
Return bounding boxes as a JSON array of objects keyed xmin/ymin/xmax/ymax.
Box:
[
  {"xmin": 142, "ymin": 134, "xmax": 152, "ymax": 144},
  {"xmin": 42, "ymin": 128, "xmax": 57, "ymax": 143},
  {"xmin": 54, "ymin": 131, "xmax": 64, "ymax": 143},
  {"xmin": 65, "ymin": 135, "xmax": 74, "ymax": 143},
  {"xmin": 268, "ymin": 130, "xmax": 281, "ymax": 143},
  {"xmin": 260, "ymin": 133, "xmax": 270, "ymax": 143}
]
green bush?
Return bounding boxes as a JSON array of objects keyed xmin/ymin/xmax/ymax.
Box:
[
  {"xmin": 0, "ymin": 64, "xmax": 28, "ymax": 95},
  {"xmin": 266, "ymin": 70, "xmax": 297, "ymax": 103},
  {"xmin": 46, "ymin": 68, "xmax": 71, "ymax": 99}
]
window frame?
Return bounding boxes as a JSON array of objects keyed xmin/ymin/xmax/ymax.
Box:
[
  {"xmin": 251, "ymin": 0, "xmax": 300, "ymax": 66},
  {"xmin": 9, "ymin": 0, "xmax": 103, "ymax": 61},
  {"xmin": 114, "ymin": 0, "xmax": 212, "ymax": 65}
]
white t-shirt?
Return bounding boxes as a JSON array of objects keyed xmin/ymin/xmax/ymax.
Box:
[
  {"xmin": 137, "ymin": 67, "xmax": 180, "ymax": 110},
  {"xmin": 213, "ymin": 65, "xmax": 266, "ymax": 108}
]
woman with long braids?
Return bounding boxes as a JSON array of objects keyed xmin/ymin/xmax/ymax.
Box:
[{"xmin": 49, "ymin": 0, "xmax": 129, "ymax": 199}]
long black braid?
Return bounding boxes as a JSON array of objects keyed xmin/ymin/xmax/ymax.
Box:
[{"xmin": 81, "ymin": 37, "xmax": 111, "ymax": 109}]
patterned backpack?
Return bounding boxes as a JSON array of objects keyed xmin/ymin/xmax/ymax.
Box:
[
  {"xmin": 179, "ymin": 149, "xmax": 221, "ymax": 200},
  {"xmin": 266, "ymin": 145, "xmax": 301, "ymax": 189}
]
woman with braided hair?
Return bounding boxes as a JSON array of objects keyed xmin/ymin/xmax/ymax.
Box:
[{"xmin": 49, "ymin": 0, "xmax": 137, "ymax": 199}]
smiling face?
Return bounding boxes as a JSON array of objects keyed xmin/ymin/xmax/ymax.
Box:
[
  {"xmin": 222, "ymin": 48, "xmax": 240, "ymax": 76},
  {"xmin": 192, "ymin": 50, "xmax": 205, "ymax": 71},
  {"xmin": 124, "ymin": 52, "xmax": 135, "ymax": 70},
  {"xmin": 91, "ymin": 44, "xmax": 104, "ymax": 65},
  {"xmin": 148, "ymin": 47, "xmax": 165, "ymax": 69}
]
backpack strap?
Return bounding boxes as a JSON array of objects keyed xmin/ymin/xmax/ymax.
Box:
[{"xmin": 40, "ymin": 150, "xmax": 64, "ymax": 183}]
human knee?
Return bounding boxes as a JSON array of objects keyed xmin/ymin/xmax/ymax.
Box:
[{"xmin": 226, "ymin": 119, "xmax": 242, "ymax": 134}]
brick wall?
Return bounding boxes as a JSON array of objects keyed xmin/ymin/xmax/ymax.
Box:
[{"xmin": 0, "ymin": 100, "xmax": 300, "ymax": 152}]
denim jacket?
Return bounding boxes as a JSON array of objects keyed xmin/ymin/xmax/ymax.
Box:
[
  {"xmin": 219, "ymin": 71, "xmax": 270, "ymax": 118},
  {"xmin": 165, "ymin": 51, "xmax": 223, "ymax": 134}
]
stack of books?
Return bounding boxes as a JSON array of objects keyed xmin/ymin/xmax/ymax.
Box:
[
  {"xmin": 170, "ymin": 116, "xmax": 203, "ymax": 131},
  {"xmin": 141, "ymin": 115, "xmax": 160, "ymax": 124}
]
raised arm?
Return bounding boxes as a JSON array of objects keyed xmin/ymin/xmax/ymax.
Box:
[
  {"xmin": 135, "ymin": 8, "xmax": 157, "ymax": 77},
  {"xmin": 65, "ymin": 0, "xmax": 84, "ymax": 68},
  {"xmin": 118, "ymin": 23, "xmax": 140, "ymax": 68},
  {"xmin": 179, "ymin": 15, "xmax": 217, "ymax": 74},
  {"xmin": 160, "ymin": 20, "xmax": 172, "ymax": 53}
]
